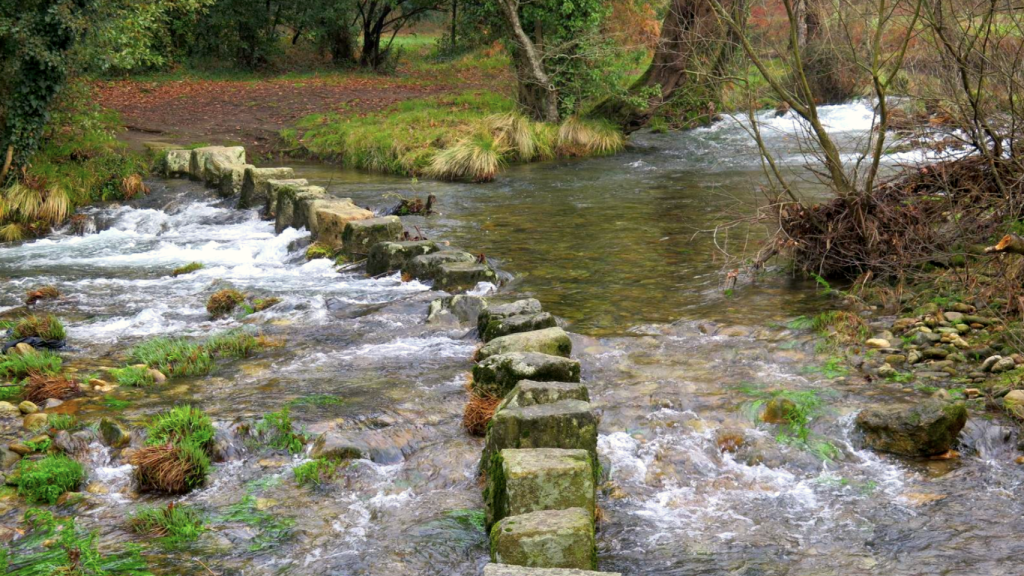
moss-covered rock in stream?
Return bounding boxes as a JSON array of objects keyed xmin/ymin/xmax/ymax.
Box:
[
  {"xmin": 472, "ymin": 352, "xmax": 581, "ymax": 398},
  {"xmin": 482, "ymin": 565, "xmax": 620, "ymax": 576},
  {"xmin": 482, "ymin": 400, "xmax": 599, "ymax": 472},
  {"xmin": 310, "ymin": 431, "xmax": 368, "ymax": 461},
  {"xmin": 367, "ymin": 240, "xmax": 439, "ymax": 276},
  {"xmin": 238, "ymin": 167, "xmax": 296, "ymax": 209},
  {"xmin": 263, "ymin": 178, "xmax": 309, "ymax": 217},
  {"xmin": 188, "ymin": 146, "xmax": 246, "ymax": 183},
  {"xmin": 340, "ymin": 216, "xmax": 404, "ymax": 258},
  {"xmin": 218, "ymin": 162, "xmax": 256, "ymax": 197},
  {"xmin": 404, "ymin": 250, "xmax": 476, "ymax": 281},
  {"xmin": 434, "ymin": 262, "xmax": 497, "ymax": 293},
  {"xmin": 489, "ymin": 508, "xmax": 596, "ymax": 570},
  {"xmin": 478, "ymin": 299, "xmax": 543, "ymax": 334},
  {"xmin": 275, "ymin": 185, "xmax": 326, "ymax": 234},
  {"xmin": 855, "ymin": 399, "xmax": 967, "ymax": 457},
  {"xmin": 482, "ymin": 312, "xmax": 557, "ymax": 342},
  {"xmin": 477, "ymin": 327, "xmax": 572, "ymax": 361},
  {"xmin": 428, "ymin": 294, "xmax": 489, "ymax": 324},
  {"xmin": 485, "ymin": 448, "xmax": 595, "ymax": 531},
  {"xmin": 497, "ymin": 380, "xmax": 591, "ymax": 412}
]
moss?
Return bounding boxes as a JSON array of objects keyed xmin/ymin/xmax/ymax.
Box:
[
  {"xmin": 251, "ymin": 297, "xmax": 281, "ymax": 312},
  {"xmin": 206, "ymin": 289, "xmax": 246, "ymax": 318},
  {"xmin": 305, "ymin": 243, "xmax": 334, "ymax": 260},
  {"xmin": 171, "ymin": 261, "xmax": 204, "ymax": 277},
  {"xmin": 205, "ymin": 329, "xmax": 262, "ymax": 359},
  {"xmin": 14, "ymin": 454, "xmax": 84, "ymax": 504}
]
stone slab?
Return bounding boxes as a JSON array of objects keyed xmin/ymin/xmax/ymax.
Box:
[
  {"xmin": 485, "ymin": 448, "xmax": 595, "ymax": 530},
  {"xmin": 490, "ymin": 508, "xmax": 596, "ymax": 570},
  {"xmin": 340, "ymin": 216, "xmax": 404, "ymax": 258},
  {"xmin": 477, "ymin": 327, "xmax": 572, "ymax": 361},
  {"xmin": 473, "ymin": 352, "xmax": 581, "ymax": 399}
]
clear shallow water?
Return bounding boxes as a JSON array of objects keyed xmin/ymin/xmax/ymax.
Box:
[{"xmin": 1, "ymin": 102, "xmax": 1021, "ymax": 575}]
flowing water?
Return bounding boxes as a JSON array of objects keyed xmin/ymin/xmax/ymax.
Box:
[{"xmin": 1, "ymin": 102, "xmax": 1022, "ymax": 575}]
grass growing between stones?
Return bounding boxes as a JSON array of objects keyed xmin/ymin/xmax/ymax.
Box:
[
  {"xmin": 47, "ymin": 413, "xmax": 80, "ymax": 431},
  {"xmin": 3, "ymin": 509, "xmax": 151, "ymax": 575},
  {"xmin": 171, "ymin": 262, "xmax": 204, "ymax": 277},
  {"xmin": 110, "ymin": 365, "xmax": 156, "ymax": 387},
  {"xmin": 293, "ymin": 458, "xmax": 338, "ymax": 487},
  {"xmin": 286, "ymin": 394, "xmax": 344, "ymax": 408},
  {"xmin": 0, "ymin": 350, "xmax": 62, "ymax": 378},
  {"xmin": 13, "ymin": 455, "xmax": 85, "ymax": 504},
  {"xmin": 255, "ymin": 407, "xmax": 307, "ymax": 454},
  {"xmin": 129, "ymin": 503, "xmax": 205, "ymax": 545},
  {"xmin": 216, "ymin": 495, "xmax": 295, "ymax": 552},
  {"xmin": 132, "ymin": 406, "xmax": 215, "ymax": 494},
  {"xmin": 12, "ymin": 314, "xmax": 66, "ymax": 341},
  {"xmin": 128, "ymin": 338, "xmax": 213, "ymax": 378},
  {"xmin": 205, "ymin": 329, "xmax": 262, "ymax": 359},
  {"xmin": 739, "ymin": 385, "xmax": 840, "ymax": 461},
  {"xmin": 24, "ymin": 286, "xmax": 60, "ymax": 305}
]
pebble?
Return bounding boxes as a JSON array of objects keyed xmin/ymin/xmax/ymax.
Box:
[
  {"xmin": 922, "ymin": 347, "xmax": 949, "ymax": 360},
  {"xmin": 18, "ymin": 401, "xmax": 38, "ymax": 414},
  {"xmin": 23, "ymin": 413, "xmax": 48, "ymax": 430},
  {"xmin": 0, "ymin": 402, "xmax": 20, "ymax": 417},
  {"xmin": 149, "ymin": 369, "xmax": 167, "ymax": 383},
  {"xmin": 12, "ymin": 343, "xmax": 34, "ymax": 356},
  {"xmin": 866, "ymin": 338, "xmax": 891, "ymax": 348},
  {"xmin": 943, "ymin": 311, "xmax": 965, "ymax": 322},
  {"xmin": 878, "ymin": 363, "xmax": 897, "ymax": 378},
  {"xmin": 991, "ymin": 357, "xmax": 1017, "ymax": 373},
  {"xmin": 907, "ymin": 350, "xmax": 923, "ymax": 364},
  {"xmin": 981, "ymin": 356, "xmax": 1002, "ymax": 372}
]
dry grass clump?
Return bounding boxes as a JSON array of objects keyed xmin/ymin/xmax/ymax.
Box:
[
  {"xmin": 0, "ymin": 183, "xmax": 72, "ymax": 241},
  {"xmin": 25, "ymin": 286, "xmax": 60, "ymax": 305},
  {"xmin": 206, "ymin": 289, "xmax": 246, "ymax": 318},
  {"xmin": 463, "ymin": 392, "xmax": 503, "ymax": 437},
  {"xmin": 487, "ymin": 112, "xmax": 538, "ymax": 162},
  {"xmin": 130, "ymin": 443, "xmax": 209, "ymax": 494},
  {"xmin": 556, "ymin": 117, "xmax": 625, "ymax": 157},
  {"xmin": 121, "ymin": 174, "xmax": 150, "ymax": 199},
  {"xmin": 24, "ymin": 373, "xmax": 81, "ymax": 403},
  {"xmin": 427, "ymin": 131, "xmax": 507, "ymax": 183}
]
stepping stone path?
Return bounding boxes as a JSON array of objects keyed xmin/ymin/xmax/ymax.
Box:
[{"xmin": 160, "ymin": 145, "xmax": 615, "ymax": 574}]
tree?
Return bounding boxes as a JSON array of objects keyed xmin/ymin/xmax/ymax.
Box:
[
  {"xmin": 293, "ymin": 0, "xmax": 359, "ymax": 65},
  {"xmin": 355, "ymin": 0, "xmax": 440, "ymax": 69}
]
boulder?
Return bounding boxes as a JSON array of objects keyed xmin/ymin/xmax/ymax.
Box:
[
  {"xmin": 296, "ymin": 196, "xmax": 353, "ymax": 235},
  {"xmin": 434, "ymin": 262, "xmax": 497, "ymax": 293},
  {"xmin": 485, "ymin": 448, "xmax": 595, "ymax": 530},
  {"xmin": 490, "ymin": 508, "xmax": 596, "ymax": 570},
  {"xmin": 164, "ymin": 149, "xmax": 192, "ymax": 177},
  {"xmin": 855, "ymin": 400, "xmax": 967, "ymax": 457},
  {"xmin": 483, "ymin": 400, "xmax": 598, "ymax": 469},
  {"xmin": 1004, "ymin": 390, "xmax": 1024, "ymax": 420},
  {"xmin": 477, "ymin": 327, "xmax": 572, "ymax": 361},
  {"xmin": 367, "ymin": 241, "xmax": 439, "ymax": 276},
  {"xmin": 310, "ymin": 431, "xmax": 368, "ymax": 461},
  {"xmin": 188, "ymin": 146, "xmax": 245, "ymax": 183},
  {"xmin": 482, "ymin": 312, "xmax": 557, "ymax": 342},
  {"xmin": 310, "ymin": 199, "xmax": 374, "ymax": 250},
  {"xmin": 217, "ymin": 163, "xmax": 255, "ymax": 197},
  {"xmin": 238, "ymin": 167, "xmax": 296, "ymax": 209},
  {"xmin": 403, "ymin": 250, "xmax": 476, "ymax": 281},
  {"xmin": 478, "ymin": 299, "xmax": 543, "ymax": 335},
  {"xmin": 275, "ymin": 185, "xmax": 326, "ymax": 233},
  {"xmin": 473, "ymin": 352, "xmax": 581, "ymax": 398},
  {"xmin": 340, "ymin": 216, "xmax": 404, "ymax": 258},
  {"xmin": 497, "ymin": 380, "xmax": 590, "ymax": 412},
  {"xmin": 263, "ymin": 179, "xmax": 309, "ymax": 218},
  {"xmin": 100, "ymin": 418, "xmax": 131, "ymax": 449},
  {"xmin": 483, "ymin": 566, "xmax": 620, "ymax": 576}
]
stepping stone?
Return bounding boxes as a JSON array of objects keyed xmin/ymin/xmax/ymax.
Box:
[
  {"xmin": 490, "ymin": 508, "xmax": 596, "ymax": 570},
  {"xmin": 311, "ymin": 199, "xmax": 374, "ymax": 249},
  {"xmin": 340, "ymin": 216, "xmax": 404, "ymax": 258},
  {"xmin": 434, "ymin": 261, "xmax": 496, "ymax": 292},
  {"xmin": 477, "ymin": 327, "xmax": 572, "ymax": 361},
  {"xmin": 485, "ymin": 448, "xmax": 595, "ymax": 530},
  {"xmin": 482, "ymin": 312, "xmax": 557, "ymax": 341},
  {"xmin": 483, "ymin": 566, "xmax": 620, "ymax": 576},
  {"xmin": 238, "ymin": 167, "xmax": 295, "ymax": 209},
  {"xmin": 473, "ymin": 352, "xmax": 581, "ymax": 398},
  {"xmin": 164, "ymin": 150, "xmax": 192, "ymax": 177},
  {"xmin": 478, "ymin": 299, "xmax": 543, "ymax": 335},
  {"xmin": 483, "ymin": 400, "xmax": 598, "ymax": 469},
  {"xmin": 403, "ymin": 250, "xmax": 476, "ymax": 281},
  {"xmin": 367, "ymin": 241, "xmax": 439, "ymax": 276},
  {"xmin": 276, "ymin": 185, "xmax": 326, "ymax": 233},
  {"xmin": 262, "ymin": 179, "xmax": 308, "ymax": 217},
  {"xmin": 217, "ymin": 163, "xmax": 255, "ymax": 197},
  {"xmin": 188, "ymin": 146, "xmax": 245, "ymax": 182},
  {"xmin": 498, "ymin": 380, "xmax": 590, "ymax": 411},
  {"xmin": 300, "ymin": 196, "xmax": 355, "ymax": 236},
  {"xmin": 427, "ymin": 294, "xmax": 489, "ymax": 324}
]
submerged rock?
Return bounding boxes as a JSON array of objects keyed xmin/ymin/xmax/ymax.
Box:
[
  {"xmin": 340, "ymin": 216, "xmax": 404, "ymax": 258},
  {"xmin": 367, "ymin": 241, "xmax": 439, "ymax": 276},
  {"xmin": 427, "ymin": 294, "xmax": 489, "ymax": 324},
  {"xmin": 855, "ymin": 400, "xmax": 967, "ymax": 457},
  {"xmin": 477, "ymin": 327, "xmax": 572, "ymax": 361},
  {"xmin": 100, "ymin": 418, "xmax": 131, "ymax": 449},
  {"xmin": 490, "ymin": 508, "xmax": 596, "ymax": 570},
  {"xmin": 483, "ymin": 565, "xmax": 620, "ymax": 576},
  {"xmin": 310, "ymin": 431, "xmax": 367, "ymax": 461},
  {"xmin": 485, "ymin": 448, "xmax": 595, "ymax": 530},
  {"xmin": 473, "ymin": 352, "xmax": 581, "ymax": 398},
  {"xmin": 434, "ymin": 261, "xmax": 497, "ymax": 293}
]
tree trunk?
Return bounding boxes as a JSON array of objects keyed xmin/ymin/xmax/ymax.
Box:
[
  {"xmin": 450, "ymin": 0, "xmax": 457, "ymax": 50},
  {"xmin": 495, "ymin": 0, "xmax": 559, "ymax": 122}
]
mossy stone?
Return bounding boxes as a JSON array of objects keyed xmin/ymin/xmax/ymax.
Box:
[
  {"xmin": 482, "ymin": 312, "xmax": 558, "ymax": 342},
  {"xmin": 477, "ymin": 328, "xmax": 572, "ymax": 361},
  {"xmin": 472, "ymin": 352, "xmax": 581, "ymax": 398},
  {"xmin": 490, "ymin": 508, "xmax": 596, "ymax": 570},
  {"xmin": 482, "ymin": 400, "xmax": 598, "ymax": 474},
  {"xmin": 855, "ymin": 400, "xmax": 967, "ymax": 456},
  {"xmin": 485, "ymin": 448, "xmax": 595, "ymax": 531},
  {"xmin": 367, "ymin": 241, "xmax": 439, "ymax": 276}
]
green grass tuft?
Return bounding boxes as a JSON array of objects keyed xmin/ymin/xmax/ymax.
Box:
[
  {"xmin": 5, "ymin": 509, "xmax": 152, "ymax": 574},
  {"xmin": 12, "ymin": 314, "xmax": 66, "ymax": 341},
  {"xmin": 129, "ymin": 503, "xmax": 205, "ymax": 544},
  {"xmin": 556, "ymin": 117, "xmax": 625, "ymax": 157},
  {"xmin": 293, "ymin": 458, "xmax": 339, "ymax": 486},
  {"xmin": 0, "ymin": 350, "xmax": 62, "ymax": 379},
  {"xmin": 129, "ymin": 337, "xmax": 213, "ymax": 378},
  {"xmin": 205, "ymin": 329, "xmax": 262, "ymax": 359},
  {"xmin": 171, "ymin": 262, "xmax": 204, "ymax": 277},
  {"xmin": 47, "ymin": 413, "xmax": 79, "ymax": 431},
  {"xmin": 145, "ymin": 405, "xmax": 216, "ymax": 451},
  {"xmin": 14, "ymin": 455, "xmax": 85, "ymax": 504},
  {"xmin": 255, "ymin": 407, "xmax": 306, "ymax": 454},
  {"xmin": 426, "ymin": 130, "xmax": 507, "ymax": 182},
  {"xmin": 110, "ymin": 365, "xmax": 156, "ymax": 387}
]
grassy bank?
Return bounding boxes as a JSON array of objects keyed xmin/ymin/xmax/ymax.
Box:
[
  {"xmin": 1, "ymin": 83, "xmax": 153, "ymax": 241},
  {"xmin": 280, "ymin": 90, "xmax": 625, "ymax": 182}
]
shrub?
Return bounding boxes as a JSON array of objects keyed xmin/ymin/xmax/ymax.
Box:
[
  {"xmin": 171, "ymin": 262, "xmax": 203, "ymax": 277},
  {"xmin": 129, "ymin": 337, "xmax": 212, "ymax": 377},
  {"xmin": 205, "ymin": 329, "xmax": 262, "ymax": 359},
  {"xmin": 790, "ymin": 42, "xmax": 861, "ymax": 104},
  {"xmin": 129, "ymin": 502, "xmax": 205, "ymax": 543},
  {"xmin": 110, "ymin": 365, "xmax": 156, "ymax": 387},
  {"xmin": 24, "ymin": 373, "xmax": 80, "ymax": 404},
  {"xmin": 293, "ymin": 458, "xmax": 338, "ymax": 487},
  {"xmin": 206, "ymin": 289, "xmax": 245, "ymax": 318},
  {"xmin": 0, "ymin": 350, "xmax": 62, "ymax": 379},
  {"xmin": 15, "ymin": 455, "xmax": 84, "ymax": 504},
  {"xmin": 12, "ymin": 314, "xmax": 66, "ymax": 341},
  {"xmin": 145, "ymin": 405, "xmax": 216, "ymax": 451},
  {"xmin": 255, "ymin": 407, "xmax": 306, "ymax": 454}
]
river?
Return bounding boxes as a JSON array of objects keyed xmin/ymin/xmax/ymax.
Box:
[{"xmin": 1, "ymin": 102, "xmax": 1021, "ymax": 575}]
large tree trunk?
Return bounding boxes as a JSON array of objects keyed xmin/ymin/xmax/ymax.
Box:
[
  {"xmin": 496, "ymin": 0, "xmax": 560, "ymax": 122},
  {"xmin": 594, "ymin": 0, "xmax": 740, "ymax": 132}
]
